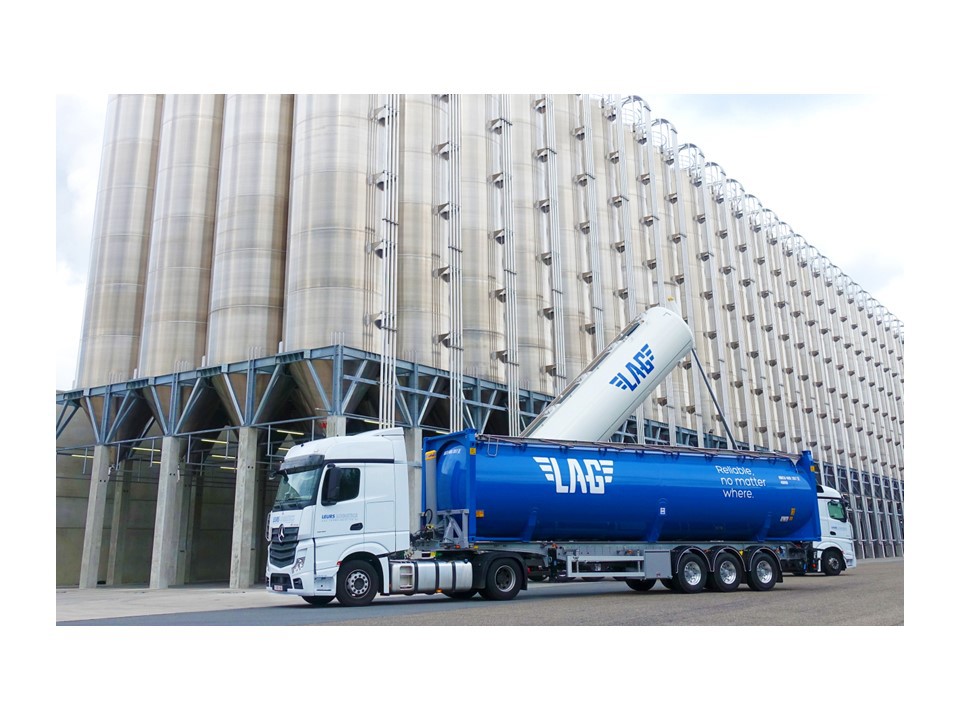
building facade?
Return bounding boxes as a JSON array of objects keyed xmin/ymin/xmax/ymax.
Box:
[{"xmin": 56, "ymin": 94, "xmax": 904, "ymax": 588}]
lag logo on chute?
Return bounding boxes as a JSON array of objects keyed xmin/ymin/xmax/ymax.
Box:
[{"xmin": 609, "ymin": 344, "xmax": 655, "ymax": 391}]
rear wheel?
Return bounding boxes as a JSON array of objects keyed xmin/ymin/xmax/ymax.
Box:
[
  {"xmin": 336, "ymin": 560, "xmax": 378, "ymax": 607},
  {"xmin": 442, "ymin": 590, "xmax": 477, "ymax": 600},
  {"xmin": 625, "ymin": 578, "xmax": 657, "ymax": 592},
  {"xmin": 821, "ymin": 549, "xmax": 843, "ymax": 576},
  {"xmin": 708, "ymin": 552, "xmax": 742, "ymax": 592},
  {"xmin": 673, "ymin": 554, "xmax": 708, "ymax": 594},
  {"xmin": 479, "ymin": 557, "xmax": 522, "ymax": 601},
  {"xmin": 746, "ymin": 554, "xmax": 778, "ymax": 591}
]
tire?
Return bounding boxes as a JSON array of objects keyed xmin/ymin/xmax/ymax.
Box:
[
  {"xmin": 673, "ymin": 553, "xmax": 708, "ymax": 594},
  {"xmin": 479, "ymin": 557, "xmax": 522, "ymax": 601},
  {"xmin": 659, "ymin": 578, "xmax": 675, "ymax": 591},
  {"xmin": 302, "ymin": 595, "xmax": 334, "ymax": 606},
  {"xmin": 336, "ymin": 560, "xmax": 379, "ymax": 607},
  {"xmin": 625, "ymin": 578, "xmax": 657, "ymax": 592},
  {"xmin": 708, "ymin": 552, "xmax": 742, "ymax": 593},
  {"xmin": 442, "ymin": 590, "xmax": 477, "ymax": 600},
  {"xmin": 746, "ymin": 554, "xmax": 779, "ymax": 591},
  {"xmin": 821, "ymin": 549, "xmax": 843, "ymax": 576}
]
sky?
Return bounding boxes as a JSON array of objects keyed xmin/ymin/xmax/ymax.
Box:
[{"xmin": 55, "ymin": 93, "xmax": 907, "ymax": 390}]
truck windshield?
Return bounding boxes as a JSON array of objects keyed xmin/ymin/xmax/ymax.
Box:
[{"xmin": 272, "ymin": 466, "xmax": 323, "ymax": 511}]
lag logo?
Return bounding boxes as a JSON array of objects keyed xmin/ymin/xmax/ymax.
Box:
[
  {"xmin": 609, "ymin": 344, "xmax": 655, "ymax": 391},
  {"xmin": 534, "ymin": 456, "xmax": 614, "ymax": 495}
]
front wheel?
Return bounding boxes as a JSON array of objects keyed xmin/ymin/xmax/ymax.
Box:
[
  {"xmin": 479, "ymin": 557, "xmax": 522, "ymax": 601},
  {"xmin": 336, "ymin": 560, "xmax": 379, "ymax": 607},
  {"xmin": 821, "ymin": 549, "xmax": 844, "ymax": 576},
  {"xmin": 442, "ymin": 590, "xmax": 478, "ymax": 600}
]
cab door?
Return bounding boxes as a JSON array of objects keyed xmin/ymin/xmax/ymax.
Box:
[
  {"xmin": 313, "ymin": 464, "xmax": 365, "ymax": 562},
  {"xmin": 362, "ymin": 462, "xmax": 398, "ymax": 552}
]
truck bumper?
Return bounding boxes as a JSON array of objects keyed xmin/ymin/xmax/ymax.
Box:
[{"xmin": 266, "ymin": 567, "xmax": 337, "ymax": 598}]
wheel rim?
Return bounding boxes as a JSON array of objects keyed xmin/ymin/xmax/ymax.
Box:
[
  {"xmin": 495, "ymin": 565, "xmax": 517, "ymax": 592},
  {"xmin": 682, "ymin": 559, "xmax": 703, "ymax": 586},
  {"xmin": 346, "ymin": 569, "xmax": 370, "ymax": 598},
  {"xmin": 755, "ymin": 559, "xmax": 774, "ymax": 585},
  {"xmin": 826, "ymin": 554, "xmax": 840, "ymax": 571},
  {"xmin": 718, "ymin": 559, "xmax": 738, "ymax": 586}
]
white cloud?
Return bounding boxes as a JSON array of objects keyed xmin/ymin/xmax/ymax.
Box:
[
  {"xmin": 57, "ymin": 95, "xmax": 105, "ymax": 279},
  {"xmin": 56, "ymin": 261, "xmax": 86, "ymax": 391},
  {"xmin": 56, "ymin": 95, "xmax": 106, "ymax": 391}
]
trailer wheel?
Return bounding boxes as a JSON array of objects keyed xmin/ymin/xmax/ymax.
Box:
[
  {"xmin": 821, "ymin": 549, "xmax": 843, "ymax": 576},
  {"xmin": 625, "ymin": 579, "xmax": 657, "ymax": 592},
  {"xmin": 480, "ymin": 558, "xmax": 522, "ymax": 601},
  {"xmin": 302, "ymin": 596, "xmax": 334, "ymax": 607},
  {"xmin": 708, "ymin": 552, "xmax": 742, "ymax": 592},
  {"xmin": 336, "ymin": 560, "xmax": 378, "ymax": 607},
  {"xmin": 674, "ymin": 554, "xmax": 707, "ymax": 594},
  {"xmin": 746, "ymin": 554, "xmax": 778, "ymax": 591}
]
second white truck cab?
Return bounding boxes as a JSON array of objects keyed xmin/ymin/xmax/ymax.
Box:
[{"xmin": 813, "ymin": 485, "xmax": 857, "ymax": 575}]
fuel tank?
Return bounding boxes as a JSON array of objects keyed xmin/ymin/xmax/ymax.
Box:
[{"xmin": 423, "ymin": 429, "xmax": 820, "ymax": 544}]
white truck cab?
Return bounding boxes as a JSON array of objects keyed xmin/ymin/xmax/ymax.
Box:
[
  {"xmin": 813, "ymin": 485, "xmax": 857, "ymax": 575},
  {"xmin": 266, "ymin": 428, "xmax": 410, "ymax": 605}
]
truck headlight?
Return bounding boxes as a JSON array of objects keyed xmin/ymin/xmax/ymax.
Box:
[{"xmin": 293, "ymin": 557, "xmax": 304, "ymax": 573}]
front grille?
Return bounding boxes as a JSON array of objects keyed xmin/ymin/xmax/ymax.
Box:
[{"xmin": 269, "ymin": 526, "xmax": 300, "ymax": 567}]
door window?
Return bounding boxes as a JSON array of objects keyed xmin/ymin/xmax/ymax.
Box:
[{"xmin": 320, "ymin": 466, "xmax": 361, "ymax": 506}]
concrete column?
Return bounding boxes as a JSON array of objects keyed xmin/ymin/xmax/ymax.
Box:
[
  {"xmin": 404, "ymin": 426, "xmax": 423, "ymax": 531},
  {"xmin": 326, "ymin": 415, "xmax": 347, "ymax": 437},
  {"xmin": 106, "ymin": 469, "xmax": 130, "ymax": 585},
  {"xmin": 150, "ymin": 436, "xmax": 183, "ymax": 588},
  {"xmin": 79, "ymin": 444, "xmax": 115, "ymax": 588},
  {"xmin": 175, "ymin": 476, "xmax": 199, "ymax": 585},
  {"xmin": 230, "ymin": 427, "xmax": 260, "ymax": 588}
]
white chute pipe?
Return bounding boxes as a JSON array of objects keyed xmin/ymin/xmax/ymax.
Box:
[{"xmin": 522, "ymin": 305, "xmax": 694, "ymax": 442}]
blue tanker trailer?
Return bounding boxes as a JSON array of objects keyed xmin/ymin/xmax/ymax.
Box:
[
  {"xmin": 415, "ymin": 429, "xmax": 821, "ymax": 598},
  {"xmin": 425, "ymin": 431, "xmax": 820, "ymax": 547}
]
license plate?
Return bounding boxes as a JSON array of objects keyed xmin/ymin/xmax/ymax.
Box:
[{"xmin": 273, "ymin": 584, "xmax": 286, "ymax": 592}]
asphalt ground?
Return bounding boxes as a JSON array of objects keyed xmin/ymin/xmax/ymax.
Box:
[{"xmin": 56, "ymin": 556, "xmax": 904, "ymax": 625}]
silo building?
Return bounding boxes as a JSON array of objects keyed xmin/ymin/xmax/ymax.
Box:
[{"xmin": 56, "ymin": 94, "xmax": 904, "ymax": 589}]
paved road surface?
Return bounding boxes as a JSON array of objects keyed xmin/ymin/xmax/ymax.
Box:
[{"xmin": 57, "ymin": 557, "xmax": 902, "ymax": 626}]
